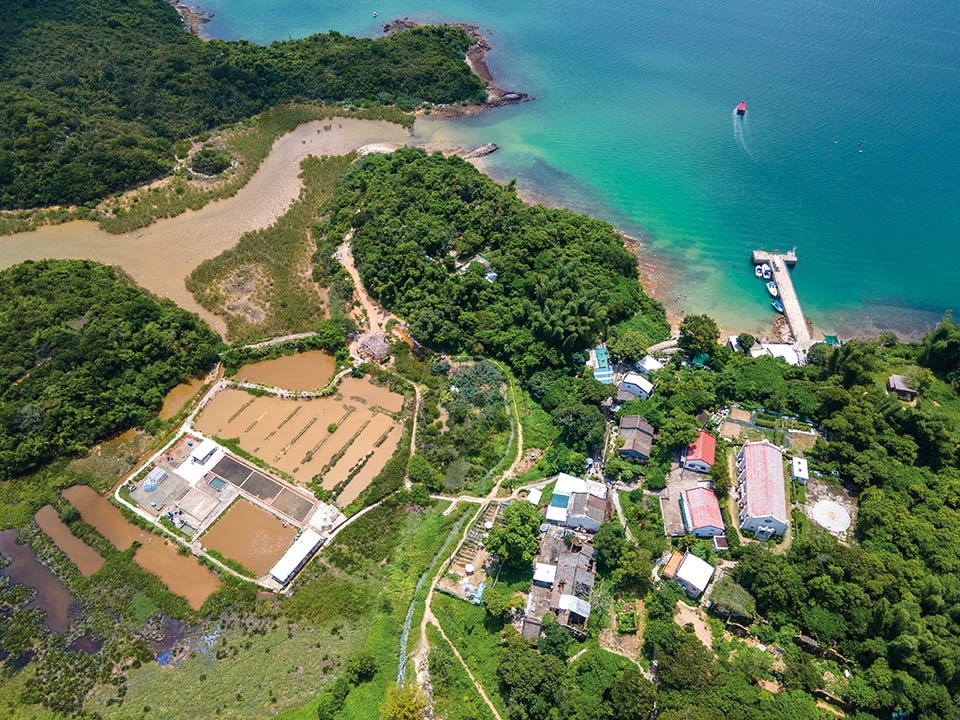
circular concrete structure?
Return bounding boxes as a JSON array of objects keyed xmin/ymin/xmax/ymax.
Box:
[{"xmin": 811, "ymin": 500, "xmax": 851, "ymax": 533}]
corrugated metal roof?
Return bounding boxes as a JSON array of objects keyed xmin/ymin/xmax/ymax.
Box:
[
  {"xmin": 270, "ymin": 529, "xmax": 323, "ymax": 584},
  {"xmin": 685, "ymin": 430, "xmax": 716, "ymax": 465},
  {"xmin": 682, "ymin": 487, "xmax": 724, "ymax": 531},
  {"xmin": 742, "ymin": 442, "xmax": 787, "ymax": 523}
]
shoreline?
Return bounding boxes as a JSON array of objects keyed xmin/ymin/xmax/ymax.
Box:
[
  {"xmin": 166, "ymin": 0, "xmax": 213, "ymax": 37},
  {"xmin": 383, "ymin": 18, "xmax": 532, "ymax": 118}
]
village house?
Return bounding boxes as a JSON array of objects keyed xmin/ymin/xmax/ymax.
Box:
[
  {"xmin": 635, "ymin": 354, "xmax": 664, "ymax": 376},
  {"xmin": 545, "ymin": 473, "xmax": 608, "ymax": 529},
  {"xmin": 680, "ymin": 486, "xmax": 725, "ymax": 537},
  {"xmin": 662, "ymin": 550, "xmax": 714, "ymax": 599},
  {"xmin": 887, "ymin": 374, "xmax": 918, "ymax": 401},
  {"xmin": 618, "ymin": 415, "xmax": 656, "ymax": 463},
  {"xmin": 736, "ymin": 440, "xmax": 789, "ymax": 540},
  {"xmin": 681, "ymin": 430, "xmax": 716, "ymax": 474},
  {"xmin": 619, "ymin": 371, "xmax": 653, "ymax": 400}
]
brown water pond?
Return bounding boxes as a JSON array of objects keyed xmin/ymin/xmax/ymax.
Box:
[
  {"xmin": 34, "ymin": 505, "xmax": 104, "ymax": 577},
  {"xmin": 235, "ymin": 351, "xmax": 336, "ymax": 392},
  {"xmin": 62, "ymin": 485, "xmax": 142, "ymax": 550},
  {"xmin": 200, "ymin": 499, "xmax": 296, "ymax": 576},
  {"xmin": 0, "ymin": 529, "xmax": 77, "ymax": 633},
  {"xmin": 159, "ymin": 377, "xmax": 206, "ymax": 420},
  {"xmin": 0, "ymin": 119, "xmax": 413, "ymax": 337},
  {"xmin": 134, "ymin": 538, "xmax": 220, "ymax": 611},
  {"xmin": 61, "ymin": 486, "xmax": 220, "ymax": 609}
]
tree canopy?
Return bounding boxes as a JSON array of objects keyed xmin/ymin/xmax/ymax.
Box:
[
  {"xmin": 317, "ymin": 148, "xmax": 665, "ymax": 375},
  {"xmin": 485, "ymin": 501, "xmax": 543, "ymax": 568},
  {"xmin": 0, "ymin": 260, "xmax": 221, "ymax": 478},
  {"xmin": 0, "ymin": 0, "xmax": 486, "ymax": 209}
]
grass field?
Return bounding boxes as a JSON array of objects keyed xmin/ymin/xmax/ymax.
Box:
[
  {"xmin": 187, "ymin": 153, "xmax": 355, "ymax": 341},
  {"xmin": 427, "ymin": 624, "xmax": 496, "ymax": 720},
  {"xmin": 85, "ymin": 619, "xmax": 362, "ymax": 718},
  {"xmin": 275, "ymin": 498, "xmax": 473, "ymax": 720}
]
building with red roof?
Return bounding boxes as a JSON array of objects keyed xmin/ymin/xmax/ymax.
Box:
[
  {"xmin": 680, "ymin": 487, "xmax": 725, "ymax": 537},
  {"xmin": 682, "ymin": 430, "xmax": 717, "ymax": 474},
  {"xmin": 736, "ymin": 441, "xmax": 788, "ymax": 539}
]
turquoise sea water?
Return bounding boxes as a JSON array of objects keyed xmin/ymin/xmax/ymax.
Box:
[{"xmin": 200, "ymin": 0, "xmax": 960, "ymax": 338}]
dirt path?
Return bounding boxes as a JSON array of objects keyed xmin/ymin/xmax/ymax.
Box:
[
  {"xmin": 674, "ymin": 602, "xmax": 714, "ymax": 652},
  {"xmin": 610, "ymin": 490, "xmax": 636, "ymax": 543}
]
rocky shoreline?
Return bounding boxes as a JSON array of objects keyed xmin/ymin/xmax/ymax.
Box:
[
  {"xmin": 166, "ymin": 0, "xmax": 213, "ymax": 38},
  {"xmin": 383, "ymin": 18, "xmax": 531, "ymax": 117}
]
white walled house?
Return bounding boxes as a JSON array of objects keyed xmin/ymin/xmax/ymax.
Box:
[
  {"xmin": 736, "ymin": 441, "xmax": 789, "ymax": 540},
  {"xmin": 681, "ymin": 430, "xmax": 716, "ymax": 474},
  {"xmin": 620, "ymin": 372, "xmax": 653, "ymax": 400}
]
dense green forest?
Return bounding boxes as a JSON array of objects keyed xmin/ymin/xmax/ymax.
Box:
[
  {"xmin": 0, "ymin": 0, "xmax": 486, "ymax": 209},
  {"xmin": 318, "ymin": 147, "xmax": 666, "ymax": 375},
  {"xmin": 0, "ymin": 260, "xmax": 221, "ymax": 479}
]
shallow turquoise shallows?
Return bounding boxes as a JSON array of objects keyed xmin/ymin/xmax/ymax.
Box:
[{"xmin": 200, "ymin": 0, "xmax": 960, "ymax": 337}]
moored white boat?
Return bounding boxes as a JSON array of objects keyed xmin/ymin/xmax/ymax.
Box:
[
  {"xmin": 755, "ymin": 265, "xmax": 763, "ymax": 278},
  {"xmin": 766, "ymin": 281, "xmax": 779, "ymax": 297},
  {"xmin": 761, "ymin": 263, "xmax": 772, "ymax": 279}
]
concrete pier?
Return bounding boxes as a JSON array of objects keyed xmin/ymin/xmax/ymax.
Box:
[{"xmin": 753, "ymin": 250, "xmax": 812, "ymax": 350}]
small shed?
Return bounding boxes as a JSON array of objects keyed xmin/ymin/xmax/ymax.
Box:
[
  {"xmin": 791, "ymin": 457, "xmax": 809, "ymax": 485},
  {"xmin": 661, "ymin": 550, "xmax": 684, "ymax": 580},
  {"xmin": 360, "ymin": 333, "xmax": 391, "ymax": 364},
  {"xmin": 526, "ymin": 488, "xmax": 543, "ymax": 506},
  {"xmin": 887, "ymin": 374, "xmax": 918, "ymax": 401}
]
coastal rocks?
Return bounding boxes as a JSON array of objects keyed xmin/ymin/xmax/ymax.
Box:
[
  {"xmin": 166, "ymin": 0, "xmax": 213, "ymax": 38},
  {"xmin": 464, "ymin": 143, "xmax": 499, "ymax": 159},
  {"xmin": 383, "ymin": 17, "xmax": 532, "ymax": 116}
]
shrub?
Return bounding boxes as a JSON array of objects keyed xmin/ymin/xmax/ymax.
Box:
[{"xmin": 190, "ymin": 148, "xmax": 233, "ymax": 176}]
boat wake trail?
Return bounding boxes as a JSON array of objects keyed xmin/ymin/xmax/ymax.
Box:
[{"xmin": 732, "ymin": 108, "xmax": 753, "ymax": 158}]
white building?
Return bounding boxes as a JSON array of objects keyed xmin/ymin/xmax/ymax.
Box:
[
  {"xmin": 635, "ymin": 355, "xmax": 664, "ymax": 376},
  {"xmin": 736, "ymin": 441, "xmax": 789, "ymax": 540},
  {"xmin": 750, "ymin": 343, "xmax": 803, "ymax": 366},
  {"xmin": 558, "ymin": 593, "xmax": 592, "ymax": 621},
  {"xmin": 270, "ymin": 529, "xmax": 323, "ymax": 584},
  {"xmin": 176, "ymin": 438, "xmax": 225, "ymax": 487},
  {"xmin": 791, "ymin": 456, "xmax": 809, "ymax": 485},
  {"xmin": 674, "ymin": 552, "xmax": 715, "ymax": 599},
  {"xmin": 620, "ymin": 372, "xmax": 654, "ymax": 400},
  {"xmin": 526, "ymin": 488, "xmax": 543, "ymax": 506},
  {"xmin": 533, "ymin": 563, "xmax": 557, "ymax": 587}
]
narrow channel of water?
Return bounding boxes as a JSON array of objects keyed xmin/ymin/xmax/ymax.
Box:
[
  {"xmin": 0, "ymin": 119, "xmax": 412, "ymax": 336},
  {"xmin": 396, "ymin": 510, "xmax": 472, "ymax": 683}
]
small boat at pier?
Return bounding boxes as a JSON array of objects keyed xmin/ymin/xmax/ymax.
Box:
[
  {"xmin": 771, "ymin": 299, "xmax": 784, "ymax": 313},
  {"xmin": 766, "ymin": 281, "xmax": 779, "ymax": 297},
  {"xmin": 755, "ymin": 265, "xmax": 763, "ymax": 278},
  {"xmin": 736, "ymin": 101, "xmax": 747, "ymax": 116},
  {"xmin": 761, "ymin": 263, "xmax": 772, "ymax": 279}
]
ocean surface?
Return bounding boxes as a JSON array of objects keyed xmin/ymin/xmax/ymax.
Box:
[{"xmin": 199, "ymin": 0, "xmax": 960, "ymax": 338}]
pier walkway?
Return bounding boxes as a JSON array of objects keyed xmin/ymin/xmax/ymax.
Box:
[{"xmin": 752, "ymin": 250, "xmax": 813, "ymax": 351}]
